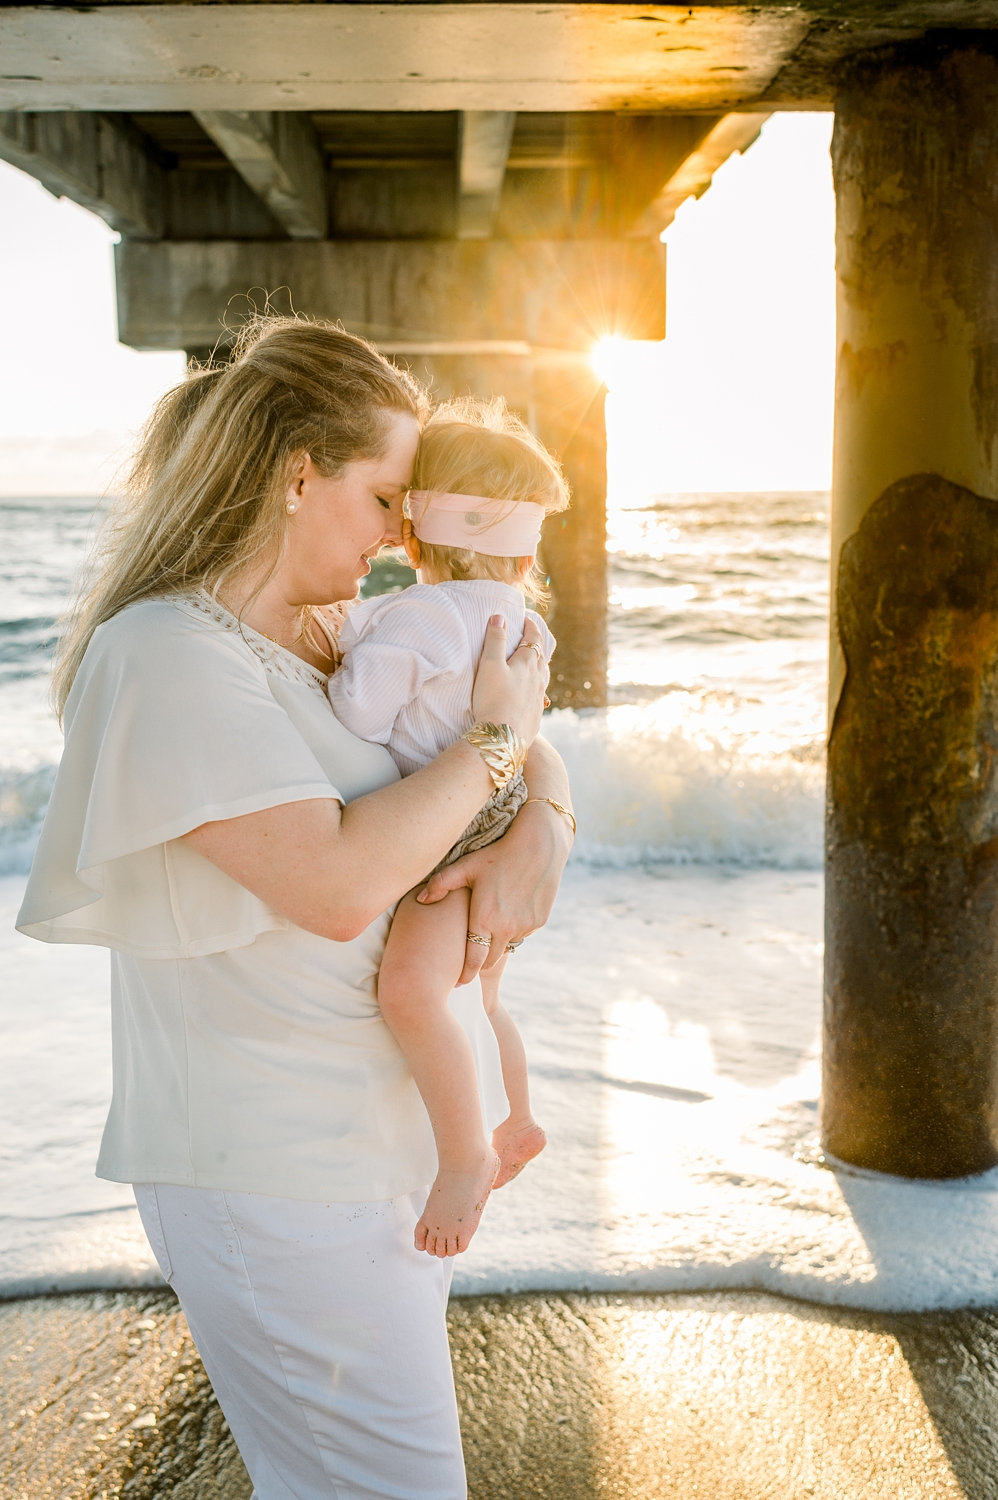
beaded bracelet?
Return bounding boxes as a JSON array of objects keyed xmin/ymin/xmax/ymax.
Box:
[{"xmin": 522, "ymin": 795, "xmax": 577, "ymax": 837}]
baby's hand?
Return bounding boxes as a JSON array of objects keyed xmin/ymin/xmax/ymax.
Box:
[{"xmin": 470, "ymin": 615, "xmax": 548, "ymax": 747}]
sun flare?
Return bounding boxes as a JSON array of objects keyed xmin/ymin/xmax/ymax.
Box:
[{"xmin": 590, "ymin": 335, "xmax": 634, "ymax": 390}]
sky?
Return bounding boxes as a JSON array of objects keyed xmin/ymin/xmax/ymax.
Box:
[
  {"xmin": 604, "ymin": 111, "xmax": 835, "ymax": 498},
  {"xmin": 0, "ymin": 112, "xmax": 835, "ymax": 498}
]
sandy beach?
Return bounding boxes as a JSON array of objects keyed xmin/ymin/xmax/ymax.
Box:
[{"xmin": 5, "ymin": 1287, "xmax": 998, "ymax": 1498}]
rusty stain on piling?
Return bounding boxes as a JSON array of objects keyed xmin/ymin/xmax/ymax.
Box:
[{"xmin": 825, "ymin": 473, "xmax": 998, "ymax": 1178}]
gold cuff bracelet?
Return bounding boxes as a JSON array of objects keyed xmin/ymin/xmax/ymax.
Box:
[{"xmin": 460, "ymin": 721, "xmax": 527, "ymax": 793}]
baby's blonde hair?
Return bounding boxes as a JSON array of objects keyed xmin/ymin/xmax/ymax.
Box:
[{"xmin": 411, "ymin": 397, "xmax": 569, "ymax": 607}]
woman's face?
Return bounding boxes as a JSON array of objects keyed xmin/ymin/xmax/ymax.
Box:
[{"xmin": 284, "ymin": 412, "xmax": 420, "ymax": 604}]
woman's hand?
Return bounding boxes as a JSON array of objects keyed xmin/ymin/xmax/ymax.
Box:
[
  {"xmin": 417, "ymin": 738, "xmax": 574, "ymax": 983},
  {"xmin": 470, "ymin": 615, "xmax": 548, "ymax": 747}
]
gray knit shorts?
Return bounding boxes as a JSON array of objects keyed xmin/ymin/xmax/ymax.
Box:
[{"xmin": 433, "ymin": 771, "xmax": 528, "ymax": 873}]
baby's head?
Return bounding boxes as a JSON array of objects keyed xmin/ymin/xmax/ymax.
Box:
[{"xmin": 404, "ymin": 397, "xmax": 569, "ymax": 604}]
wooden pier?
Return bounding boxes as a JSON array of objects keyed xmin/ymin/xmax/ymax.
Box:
[{"xmin": 5, "ymin": 0, "xmax": 998, "ymax": 1176}]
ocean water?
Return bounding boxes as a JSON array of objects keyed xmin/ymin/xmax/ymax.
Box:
[
  {"xmin": 4, "ymin": 491, "xmax": 997, "ymax": 1312},
  {"xmin": 0, "ymin": 491, "xmax": 828, "ymax": 877}
]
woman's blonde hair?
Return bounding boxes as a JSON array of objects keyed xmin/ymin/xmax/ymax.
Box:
[
  {"xmin": 53, "ymin": 315, "xmax": 428, "ymax": 717},
  {"xmin": 410, "ymin": 397, "xmax": 569, "ymax": 606}
]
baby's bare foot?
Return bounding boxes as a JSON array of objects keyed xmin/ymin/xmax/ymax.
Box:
[
  {"xmin": 414, "ymin": 1148, "xmax": 500, "ymax": 1258},
  {"xmin": 492, "ymin": 1118, "xmax": 547, "ymax": 1188}
]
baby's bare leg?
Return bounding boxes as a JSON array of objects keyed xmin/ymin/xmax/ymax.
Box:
[
  {"xmin": 480, "ymin": 963, "xmax": 547, "ymax": 1188},
  {"xmin": 378, "ymin": 888, "xmax": 499, "ymax": 1258}
]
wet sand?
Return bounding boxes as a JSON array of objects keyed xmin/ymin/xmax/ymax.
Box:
[{"xmin": 4, "ymin": 1289, "xmax": 998, "ymax": 1498}]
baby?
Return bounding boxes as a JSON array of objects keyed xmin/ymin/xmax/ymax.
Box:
[{"xmin": 328, "ymin": 397, "xmax": 572, "ymax": 1257}]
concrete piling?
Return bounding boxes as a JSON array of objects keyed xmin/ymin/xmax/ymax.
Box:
[
  {"xmin": 533, "ymin": 357, "xmax": 609, "ymax": 709},
  {"xmin": 824, "ymin": 39, "xmax": 998, "ymax": 1176}
]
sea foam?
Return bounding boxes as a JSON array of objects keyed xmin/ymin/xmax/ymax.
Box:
[
  {"xmin": 0, "ymin": 701, "xmax": 825, "ymax": 878},
  {"xmin": 544, "ymin": 701, "xmax": 824, "ymax": 870}
]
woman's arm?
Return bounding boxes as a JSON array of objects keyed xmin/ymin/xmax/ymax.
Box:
[
  {"xmin": 416, "ymin": 735, "xmax": 575, "ymax": 983},
  {"xmin": 181, "ymin": 616, "xmax": 548, "ymax": 941}
]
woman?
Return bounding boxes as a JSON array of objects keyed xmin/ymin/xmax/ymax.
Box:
[{"xmin": 16, "ymin": 316, "xmax": 574, "ymax": 1499}]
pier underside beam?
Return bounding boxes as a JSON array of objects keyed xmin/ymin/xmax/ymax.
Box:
[
  {"xmin": 824, "ymin": 38, "xmax": 998, "ymax": 1178},
  {"xmin": 0, "ymin": 111, "xmax": 164, "ymax": 238},
  {"xmin": 115, "ymin": 237, "xmax": 664, "ymax": 708},
  {"xmin": 114, "ymin": 238, "xmax": 664, "ymax": 356},
  {"xmin": 456, "ymin": 112, "xmax": 515, "ymax": 240},
  {"xmin": 191, "ymin": 110, "xmax": 328, "ymax": 240}
]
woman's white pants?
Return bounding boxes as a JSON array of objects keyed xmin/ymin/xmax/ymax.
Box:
[{"xmin": 133, "ymin": 1182, "xmax": 466, "ymax": 1500}]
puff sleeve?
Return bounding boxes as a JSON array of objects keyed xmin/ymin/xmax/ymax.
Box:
[{"xmin": 16, "ymin": 599, "xmax": 342, "ymax": 958}]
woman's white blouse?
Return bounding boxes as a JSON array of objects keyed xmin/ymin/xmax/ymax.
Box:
[{"xmin": 16, "ymin": 595, "xmax": 507, "ymax": 1201}]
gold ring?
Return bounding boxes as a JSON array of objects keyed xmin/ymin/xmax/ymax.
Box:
[
  {"xmin": 466, "ymin": 931, "xmax": 492, "ymax": 947},
  {"xmin": 505, "ymin": 940, "xmax": 524, "ymax": 953},
  {"xmin": 518, "ymin": 641, "xmax": 543, "ymax": 663}
]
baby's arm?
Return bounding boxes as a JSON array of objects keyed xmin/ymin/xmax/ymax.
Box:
[{"xmin": 378, "ymin": 887, "xmax": 499, "ymax": 1257}]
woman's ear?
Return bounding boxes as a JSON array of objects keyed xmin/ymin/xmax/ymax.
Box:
[
  {"xmin": 286, "ymin": 452, "xmax": 310, "ymax": 507},
  {"xmin": 516, "ymin": 555, "xmax": 535, "ymax": 580},
  {"xmin": 402, "ymin": 518, "xmax": 421, "ymax": 568}
]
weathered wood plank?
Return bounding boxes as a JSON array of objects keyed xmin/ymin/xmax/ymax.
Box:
[
  {"xmin": 641, "ymin": 112, "xmax": 771, "ymax": 233},
  {"xmin": 0, "ymin": 111, "xmax": 163, "ymax": 238},
  {"xmin": 0, "ymin": 6, "xmax": 811, "ymax": 112},
  {"xmin": 114, "ymin": 238, "xmax": 666, "ymax": 352},
  {"xmin": 192, "ymin": 110, "xmax": 327, "ymax": 239},
  {"xmin": 457, "ymin": 112, "xmax": 515, "ymax": 239}
]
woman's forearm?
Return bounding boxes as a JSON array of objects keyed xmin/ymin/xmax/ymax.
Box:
[
  {"xmin": 334, "ymin": 730, "xmax": 575, "ymax": 923},
  {"xmin": 494, "ymin": 737, "xmax": 575, "ymax": 898},
  {"xmin": 183, "ymin": 617, "xmax": 554, "ymax": 942},
  {"xmin": 183, "ymin": 737, "xmax": 497, "ymax": 940},
  {"xmin": 522, "ymin": 735, "xmax": 574, "ymax": 810},
  {"xmin": 416, "ymin": 735, "xmax": 574, "ymax": 981},
  {"xmin": 337, "ymin": 739, "xmax": 498, "ymax": 916}
]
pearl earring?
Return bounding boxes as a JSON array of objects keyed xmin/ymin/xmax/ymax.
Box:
[{"xmin": 286, "ymin": 500, "xmax": 298, "ymax": 515}]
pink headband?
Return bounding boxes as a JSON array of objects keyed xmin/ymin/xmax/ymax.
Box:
[{"xmin": 406, "ymin": 491, "xmax": 543, "ymax": 557}]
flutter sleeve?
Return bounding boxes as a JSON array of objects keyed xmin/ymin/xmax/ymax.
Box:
[
  {"xmin": 328, "ymin": 587, "xmax": 468, "ymax": 745},
  {"xmin": 16, "ymin": 600, "xmax": 341, "ymax": 959}
]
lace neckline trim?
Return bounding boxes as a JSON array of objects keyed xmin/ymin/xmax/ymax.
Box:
[{"xmin": 180, "ymin": 590, "xmax": 330, "ymax": 692}]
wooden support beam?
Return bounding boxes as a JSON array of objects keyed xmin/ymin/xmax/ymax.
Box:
[
  {"xmin": 0, "ymin": 111, "xmax": 163, "ymax": 238},
  {"xmin": 114, "ymin": 238, "xmax": 666, "ymax": 353},
  {"xmin": 330, "ymin": 166, "xmax": 456, "ymax": 239},
  {"xmin": 191, "ymin": 111, "xmax": 327, "ymax": 240},
  {"xmin": 457, "ymin": 111, "xmax": 515, "ymax": 239},
  {"xmin": 0, "ymin": 7, "xmax": 811, "ymax": 114},
  {"xmin": 641, "ymin": 112, "xmax": 771, "ymax": 233}
]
